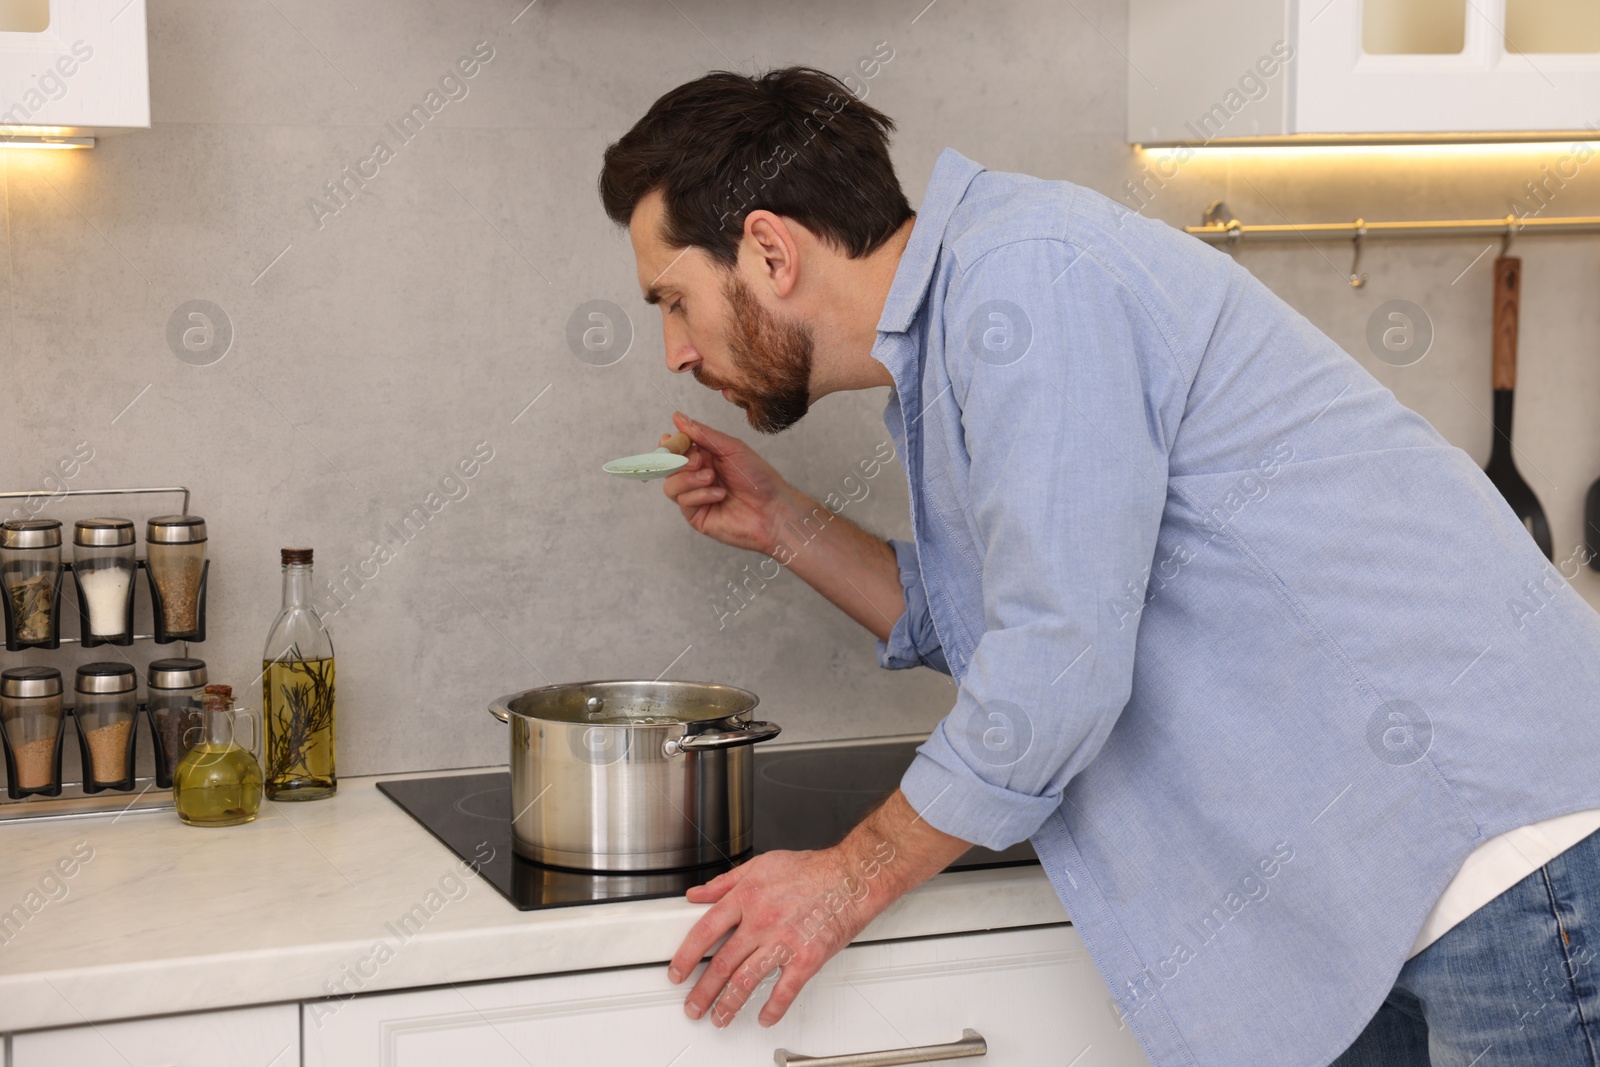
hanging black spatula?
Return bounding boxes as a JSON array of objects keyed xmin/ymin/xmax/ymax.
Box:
[
  {"xmin": 1485, "ymin": 254, "xmax": 1553, "ymax": 561},
  {"xmin": 1586, "ymin": 475, "xmax": 1600, "ymax": 571}
]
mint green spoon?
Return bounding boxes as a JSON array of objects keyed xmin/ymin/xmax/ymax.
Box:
[{"xmin": 603, "ymin": 432, "xmax": 690, "ymax": 481}]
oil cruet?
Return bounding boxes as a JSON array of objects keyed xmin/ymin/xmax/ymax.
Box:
[{"xmin": 172, "ymin": 683, "xmax": 263, "ymax": 827}]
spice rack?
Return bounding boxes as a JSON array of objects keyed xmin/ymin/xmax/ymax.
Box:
[{"xmin": 0, "ymin": 486, "xmax": 206, "ymax": 822}]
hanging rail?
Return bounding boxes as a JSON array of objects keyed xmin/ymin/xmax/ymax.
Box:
[{"xmin": 1184, "ymin": 201, "xmax": 1600, "ymax": 288}]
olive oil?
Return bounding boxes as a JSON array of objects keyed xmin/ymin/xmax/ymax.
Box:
[
  {"xmin": 174, "ymin": 742, "xmax": 264, "ymax": 826},
  {"xmin": 173, "ymin": 684, "xmax": 263, "ymax": 827},
  {"xmin": 263, "ymin": 656, "xmax": 336, "ymax": 800},
  {"xmin": 262, "ymin": 547, "xmax": 337, "ymax": 801}
]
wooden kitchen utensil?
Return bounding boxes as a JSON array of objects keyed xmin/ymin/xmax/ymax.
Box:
[{"xmin": 1485, "ymin": 255, "xmax": 1553, "ymax": 561}]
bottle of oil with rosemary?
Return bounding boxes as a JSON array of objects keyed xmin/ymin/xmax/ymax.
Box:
[{"xmin": 263, "ymin": 547, "xmax": 336, "ymax": 800}]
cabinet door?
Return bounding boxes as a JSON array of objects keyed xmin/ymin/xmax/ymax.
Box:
[
  {"xmin": 12, "ymin": 1003, "xmax": 298, "ymax": 1067},
  {"xmin": 1294, "ymin": 0, "xmax": 1600, "ymax": 135},
  {"xmin": 0, "ymin": 0, "xmax": 149, "ymax": 129},
  {"xmin": 304, "ymin": 925, "xmax": 1153, "ymax": 1067}
]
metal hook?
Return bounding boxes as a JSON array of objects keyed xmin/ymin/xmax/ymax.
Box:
[
  {"xmin": 1202, "ymin": 200, "xmax": 1244, "ymax": 256},
  {"xmin": 1349, "ymin": 220, "xmax": 1368, "ymax": 289}
]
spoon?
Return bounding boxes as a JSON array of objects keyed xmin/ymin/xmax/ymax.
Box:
[{"xmin": 603, "ymin": 432, "xmax": 691, "ymax": 481}]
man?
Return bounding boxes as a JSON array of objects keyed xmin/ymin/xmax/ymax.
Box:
[{"xmin": 598, "ymin": 67, "xmax": 1600, "ymax": 1066}]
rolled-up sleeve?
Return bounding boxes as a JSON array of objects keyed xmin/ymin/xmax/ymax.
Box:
[
  {"xmin": 899, "ymin": 237, "xmax": 1179, "ymax": 851},
  {"xmin": 876, "ymin": 538, "xmax": 953, "ymax": 675}
]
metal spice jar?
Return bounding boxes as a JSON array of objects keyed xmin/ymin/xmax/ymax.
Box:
[
  {"xmin": 145, "ymin": 515, "xmax": 207, "ymax": 640},
  {"xmin": 0, "ymin": 666, "xmax": 65, "ymax": 798},
  {"xmin": 0, "ymin": 520, "xmax": 63, "ymax": 648},
  {"xmin": 146, "ymin": 657, "xmax": 206, "ymax": 787},
  {"xmin": 74, "ymin": 662, "xmax": 138, "ymax": 792}
]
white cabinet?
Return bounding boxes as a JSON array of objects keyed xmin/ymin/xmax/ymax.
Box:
[
  {"xmin": 304, "ymin": 925, "xmax": 1153, "ymax": 1067},
  {"xmin": 1129, "ymin": 0, "xmax": 1600, "ymax": 143},
  {"xmin": 12, "ymin": 1003, "xmax": 298, "ymax": 1067},
  {"xmin": 0, "ymin": 0, "xmax": 149, "ymax": 131}
]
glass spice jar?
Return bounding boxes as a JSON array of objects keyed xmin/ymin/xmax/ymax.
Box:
[
  {"xmin": 72, "ymin": 518, "xmax": 137, "ymax": 646},
  {"xmin": 0, "ymin": 519, "xmax": 64, "ymax": 650},
  {"xmin": 73, "ymin": 662, "xmax": 139, "ymax": 792},
  {"xmin": 0, "ymin": 666, "xmax": 65, "ymax": 798},
  {"xmin": 145, "ymin": 515, "xmax": 207, "ymax": 642},
  {"xmin": 146, "ymin": 657, "xmax": 206, "ymax": 788}
]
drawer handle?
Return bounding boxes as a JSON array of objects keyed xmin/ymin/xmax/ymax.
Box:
[{"xmin": 773, "ymin": 1027, "xmax": 987, "ymax": 1066}]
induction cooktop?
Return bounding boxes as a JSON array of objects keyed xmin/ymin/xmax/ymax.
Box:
[{"xmin": 377, "ymin": 737, "xmax": 1037, "ymax": 911}]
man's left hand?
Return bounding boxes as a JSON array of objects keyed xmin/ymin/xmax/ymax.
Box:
[{"xmin": 667, "ymin": 789, "xmax": 972, "ymax": 1027}]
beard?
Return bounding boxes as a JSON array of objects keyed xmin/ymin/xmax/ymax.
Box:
[{"xmin": 693, "ymin": 273, "xmax": 815, "ymax": 434}]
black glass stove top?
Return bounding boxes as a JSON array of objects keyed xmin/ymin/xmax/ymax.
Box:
[{"xmin": 377, "ymin": 738, "xmax": 1037, "ymax": 910}]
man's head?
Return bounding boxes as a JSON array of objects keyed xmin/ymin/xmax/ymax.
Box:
[{"xmin": 599, "ymin": 67, "xmax": 913, "ymax": 433}]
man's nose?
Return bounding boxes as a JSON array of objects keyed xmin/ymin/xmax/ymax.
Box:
[{"xmin": 663, "ymin": 319, "xmax": 698, "ymax": 374}]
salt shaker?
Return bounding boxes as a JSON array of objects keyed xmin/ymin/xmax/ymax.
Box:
[
  {"xmin": 145, "ymin": 515, "xmax": 208, "ymax": 642},
  {"xmin": 0, "ymin": 519, "xmax": 64, "ymax": 650},
  {"xmin": 72, "ymin": 518, "xmax": 137, "ymax": 646}
]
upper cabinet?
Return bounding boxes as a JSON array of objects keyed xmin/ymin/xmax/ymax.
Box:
[
  {"xmin": 1128, "ymin": 0, "xmax": 1600, "ymax": 144},
  {"xmin": 0, "ymin": 0, "xmax": 149, "ymax": 134}
]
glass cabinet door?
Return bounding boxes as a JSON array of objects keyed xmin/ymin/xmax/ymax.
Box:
[
  {"xmin": 1505, "ymin": 0, "xmax": 1600, "ymax": 53},
  {"xmin": 1362, "ymin": 0, "xmax": 1467, "ymax": 55},
  {"xmin": 0, "ymin": 2, "xmax": 50, "ymax": 34}
]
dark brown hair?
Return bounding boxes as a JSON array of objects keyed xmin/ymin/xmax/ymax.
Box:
[{"xmin": 599, "ymin": 67, "xmax": 914, "ymax": 268}]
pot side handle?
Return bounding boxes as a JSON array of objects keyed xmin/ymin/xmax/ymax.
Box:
[
  {"xmin": 663, "ymin": 720, "xmax": 781, "ymax": 756},
  {"xmin": 488, "ymin": 701, "xmax": 511, "ymax": 724}
]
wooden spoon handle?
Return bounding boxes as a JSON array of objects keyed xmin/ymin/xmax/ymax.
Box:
[{"xmin": 1493, "ymin": 255, "xmax": 1520, "ymax": 391}]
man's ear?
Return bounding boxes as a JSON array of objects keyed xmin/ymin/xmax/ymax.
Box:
[{"xmin": 742, "ymin": 210, "xmax": 799, "ymax": 298}]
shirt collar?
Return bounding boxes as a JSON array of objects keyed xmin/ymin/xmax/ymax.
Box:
[{"xmin": 875, "ymin": 147, "xmax": 987, "ymax": 336}]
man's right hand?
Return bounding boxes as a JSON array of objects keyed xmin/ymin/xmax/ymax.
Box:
[
  {"xmin": 660, "ymin": 411, "xmax": 802, "ymax": 557},
  {"xmin": 657, "ymin": 410, "xmax": 907, "ymax": 643}
]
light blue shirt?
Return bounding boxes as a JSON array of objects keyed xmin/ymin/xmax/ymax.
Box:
[{"xmin": 874, "ymin": 148, "xmax": 1600, "ymax": 1067}]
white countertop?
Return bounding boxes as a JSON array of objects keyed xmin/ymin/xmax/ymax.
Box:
[{"xmin": 0, "ymin": 765, "xmax": 1068, "ymax": 1033}]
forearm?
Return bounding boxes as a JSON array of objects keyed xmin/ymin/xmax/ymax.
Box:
[
  {"xmin": 831, "ymin": 789, "xmax": 973, "ymax": 910},
  {"xmin": 765, "ymin": 490, "xmax": 905, "ymax": 642}
]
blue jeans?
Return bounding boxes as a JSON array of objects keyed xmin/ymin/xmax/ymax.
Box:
[{"xmin": 1332, "ymin": 827, "xmax": 1600, "ymax": 1066}]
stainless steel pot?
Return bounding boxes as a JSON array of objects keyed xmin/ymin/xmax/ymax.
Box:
[{"xmin": 488, "ymin": 679, "xmax": 780, "ymax": 871}]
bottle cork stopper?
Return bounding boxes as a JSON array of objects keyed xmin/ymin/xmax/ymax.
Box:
[{"xmin": 203, "ymin": 684, "xmax": 233, "ymax": 698}]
